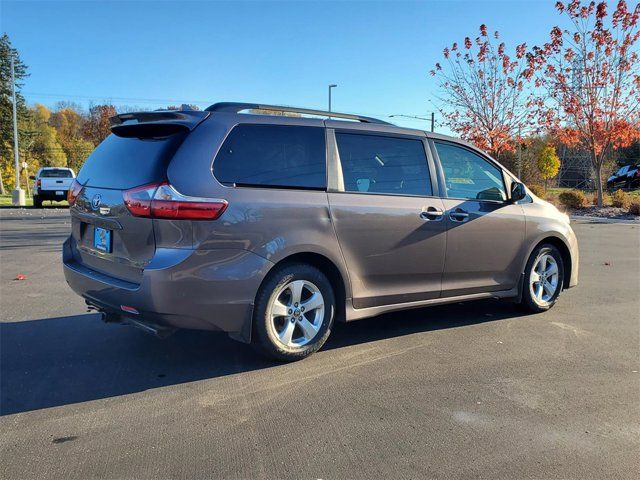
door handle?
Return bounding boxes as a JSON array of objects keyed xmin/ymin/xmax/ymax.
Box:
[
  {"xmin": 420, "ymin": 206, "xmax": 444, "ymax": 221},
  {"xmin": 449, "ymin": 209, "xmax": 469, "ymax": 222}
]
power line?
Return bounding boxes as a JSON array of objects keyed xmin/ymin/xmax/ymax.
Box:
[
  {"xmin": 23, "ymin": 91, "xmax": 211, "ymax": 105},
  {"xmin": 23, "ymin": 91, "xmax": 438, "ymax": 121}
]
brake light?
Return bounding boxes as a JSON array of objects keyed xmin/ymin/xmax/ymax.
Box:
[
  {"xmin": 123, "ymin": 182, "xmax": 227, "ymax": 220},
  {"xmin": 67, "ymin": 179, "xmax": 82, "ymax": 205},
  {"xmin": 36, "ymin": 179, "xmax": 41, "ymax": 188},
  {"xmin": 123, "ymin": 183, "xmax": 156, "ymax": 217}
]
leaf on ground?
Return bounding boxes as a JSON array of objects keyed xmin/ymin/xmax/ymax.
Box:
[{"xmin": 14, "ymin": 274, "xmax": 27, "ymax": 280}]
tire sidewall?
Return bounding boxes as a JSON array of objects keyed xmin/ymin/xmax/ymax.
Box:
[
  {"xmin": 254, "ymin": 264, "xmax": 335, "ymax": 361},
  {"xmin": 523, "ymin": 244, "xmax": 564, "ymax": 312}
]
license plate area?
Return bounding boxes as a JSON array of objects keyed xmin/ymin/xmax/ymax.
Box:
[
  {"xmin": 55, "ymin": 190, "xmax": 64, "ymax": 195},
  {"xmin": 94, "ymin": 227, "xmax": 112, "ymax": 253}
]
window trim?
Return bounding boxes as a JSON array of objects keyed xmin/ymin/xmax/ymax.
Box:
[
  {"xmin": 211, "ymin": 123, "xmax": 328, "ymax": 191},
  {"xmin": 430, "ymin": 139, "xmax": 509, "ymax": 204},
  {"xmin": 329, "ymin": 129, "xmax": 437, "ymax": 199}
]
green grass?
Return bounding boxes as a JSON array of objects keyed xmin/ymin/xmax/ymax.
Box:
[{"xmin": 0, "ymin": 194, "xmax": 68, "ymax": 208}]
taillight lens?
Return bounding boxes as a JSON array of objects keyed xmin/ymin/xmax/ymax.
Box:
[
  {"xmin": 123, "ymin": 183, "xmax": 156, "ymax": 217},
  {"xmin": 123, "ymin": 182, "xmax": 227, "ymax": 220},
  {"xmin": 67, "ymin": 179, "xmax": 83, "ymax": 205}
]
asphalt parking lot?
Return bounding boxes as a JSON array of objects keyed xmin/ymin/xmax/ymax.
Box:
[{"xmin": 1, "ymin": 208, "xmax": 638, "ymax": 479}]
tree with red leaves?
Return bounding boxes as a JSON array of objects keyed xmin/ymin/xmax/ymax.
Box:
[
  {"xmin": 83, "ymin": 104, "xmax": 117, "ymax": 146},
  {"xmin": 430, "ymin": 25, "xmax": 531, "ymax": 160},
  {"xmin": 526, "ymin": 0, "xmax": 640, "ymax": 206}
]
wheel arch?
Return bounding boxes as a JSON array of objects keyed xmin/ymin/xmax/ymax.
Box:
[
  {"xmin": 259, "ymin": 252, "xmax": 348, "ymax": 323},
  {"xmin": 527, "ymin": 235, "xmax": 573, "ymax": 290}
]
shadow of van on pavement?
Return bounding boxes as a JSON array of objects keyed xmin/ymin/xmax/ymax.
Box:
[{"xmin": 1, "ymin": 299, "xmax": 525, "ymax": 415}]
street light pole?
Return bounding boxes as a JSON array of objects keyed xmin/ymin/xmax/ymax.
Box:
[
  {"xmin": 328, "ymin": 84, "xmax": 337, "ymax": 113},
  {"xmin": 10, "ymin": 55, "xmax": 25, "ymax": 206}
]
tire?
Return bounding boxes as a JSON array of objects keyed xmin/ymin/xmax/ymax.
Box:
[
  {"xmin": 33, "ymin": 196, "xmax": 42, "ymax": 208},
  {"xmin": 253, "ymin": 263, "xmax": 336, "ymax": 361},
  {"xmin": 521, "ymin": 244, "xmax": 565, "ymax": 313}
]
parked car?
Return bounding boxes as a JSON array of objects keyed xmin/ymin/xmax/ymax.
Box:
[
  {"xmin": 31, "ymin": 167, "xmax": 76, "ymax": 208},
  {"xmin": 62, "ymin": 103, "xmax": 579, "ymax": 361},
  {"xmin": 606, "ymin": 163, "xmax": 640, "ymax": 190}
]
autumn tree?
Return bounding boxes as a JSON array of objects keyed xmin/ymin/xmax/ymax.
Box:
[
  {"xmin": 538, "ymin": 144, "xmax": 561, "ymax": 192},
  {"xmin": 431, "ymin": 25, "xmax": 531, "ymax": 159},
  {"xmin": 83, "ymin": 104, "xmax": 116, "ymax": 145},
  {"xmin": 526, "ymin": 0, "xmax": 640, "ymax": 206},
  {"xmin": 31, "ymin": 104, "xmax": 67, "ymax": 167},
  {"xmin": 49, "ymin": 105, "xmax": 93, "ymax": 171}
]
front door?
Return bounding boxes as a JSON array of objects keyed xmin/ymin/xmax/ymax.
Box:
[
  {"xmin": 328, "ymin": 131, "xmax": 447, "ymax": 309},
  {"xmin": 432, "ymin": 141, "xmax": 526, "ymax": 297}
]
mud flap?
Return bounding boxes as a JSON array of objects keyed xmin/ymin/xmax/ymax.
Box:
[{"xmin": 228, "ymin": 305, "xmax": 254, "ymax": 344}]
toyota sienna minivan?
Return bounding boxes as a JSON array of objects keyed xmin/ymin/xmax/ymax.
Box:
[{"xmin": 63, "ymin": 102, "xmax": 578, "ymax": 361}]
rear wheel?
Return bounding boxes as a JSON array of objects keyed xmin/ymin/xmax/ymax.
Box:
[
  {"xmin": 253, "ymin": 263, "xmax": 335, "ymax": 361},
  {"xmin": 33, "ymin": 195, "xmax": 42, "ymax": 208},
  {"xmin": 521, "ymin": 244, "xmax": 564, "ymax": 312}
]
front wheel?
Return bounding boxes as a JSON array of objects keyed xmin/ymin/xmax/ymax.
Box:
[
  {"xmin": 521, "ymin": 244, "xmax": 564, "ymax": 312},
  {"xmin": 253, "ymin": 263, "xmax": 335, "ymax": 361}
]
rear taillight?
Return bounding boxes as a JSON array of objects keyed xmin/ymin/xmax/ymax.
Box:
[
  {"xmin": 36, "ymin": 179, "xmax": 41, "ymax": 188},
  {"xmin": 67, "ymin": 179, "xmax": 82, "ymax": 205},
  {"xmin": 123, "ymin": 182, "xmax": 227, "ymax": 220},
  {"xmin": 123, "ymin": 183, "xmax": 156, "ymax": 217}
]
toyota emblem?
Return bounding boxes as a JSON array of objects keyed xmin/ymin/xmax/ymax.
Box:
[{"xmin": 91, "ymin": 194, "xmax": 102, "ymax": 210}]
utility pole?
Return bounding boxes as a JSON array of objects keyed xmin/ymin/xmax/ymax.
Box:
[
  {"xmin": 389, "ymin": 113, "xmax": 436, "ymax": 132},
  {"xmin": 11, "ymin": 55, "xmax": 25, "ymax": 206},
  {"xmin": 328, "ymin": 84, "xmax": 337, "ymax": 113}
]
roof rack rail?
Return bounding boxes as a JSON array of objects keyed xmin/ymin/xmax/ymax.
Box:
[{"xmin": 205, "ymin": 102, "xmax": 392, "ymax": 125}]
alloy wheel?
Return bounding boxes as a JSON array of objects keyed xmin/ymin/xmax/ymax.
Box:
[
  {"xmin": 268, "ymin": 280, "xmax": 325, "ymax": 348},
  {"xmin": 529, "ymin": 253, "xmax": 560, "ymax": 306}
]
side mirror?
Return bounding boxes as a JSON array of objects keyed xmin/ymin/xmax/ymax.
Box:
[
  {"xmin": 29, "ymin": 175, "xmax": 36, "ymax": 180},
  {"xmin": 510, "ymin": 182, "xmax": 526, "ymax": 203}
]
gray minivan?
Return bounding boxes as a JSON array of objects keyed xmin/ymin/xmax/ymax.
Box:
[{"xmin": 63, "ymin": 103, "xmax": 578, "ymax": 361}]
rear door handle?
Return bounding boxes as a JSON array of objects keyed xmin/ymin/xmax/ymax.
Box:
[
  {"xmin": 420, "ymin": 206, "xmax": 444, "ymax": 221},
  {"xmin": 449, "ymin": 209, "xmax": 469, "ymax": 222}
]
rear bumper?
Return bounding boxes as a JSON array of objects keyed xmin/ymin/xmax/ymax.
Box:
[{"xmin": 63, "ymin": 237, "xmax": 273, "ymax": 341}]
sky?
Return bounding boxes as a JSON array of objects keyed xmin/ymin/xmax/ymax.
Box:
[{"xmin": 2, "ymin": 0, "xmax": 563, "ymax": 131}]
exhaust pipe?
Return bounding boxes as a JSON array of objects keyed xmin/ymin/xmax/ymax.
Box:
[{"xmin": 87, "ymin": 300, "xmax": 176, "ymax": 338}]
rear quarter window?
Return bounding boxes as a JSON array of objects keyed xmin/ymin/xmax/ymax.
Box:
[
  {"xmin": 40, "ymin": 169, "xmax": 73, "ymax": 178},
  {"xmin": 213, "ymin": 124, "xmax": 326, "ymax": 189}
]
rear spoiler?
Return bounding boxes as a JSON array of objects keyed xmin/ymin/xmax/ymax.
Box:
[{"xmin": 109, "ymin": 110, "xmax": 210, "ymax": 137}]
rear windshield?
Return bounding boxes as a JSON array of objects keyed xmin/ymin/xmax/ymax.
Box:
[
  {"xmin": 77, "ymin": 132, "xmax": 186, "ymax": 189},
  {"xmin": 41, "ymin": 169, "xmax": 73, "ymax": 178}
]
